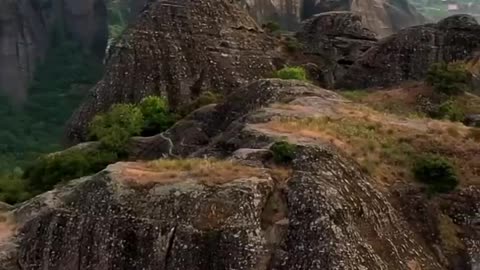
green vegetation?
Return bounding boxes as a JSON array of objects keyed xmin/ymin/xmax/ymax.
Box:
[
  {"xmin": 263, "ymin": 21, "xmax": 281, "ymax": 33},
  {"xmin": 24, "ymin": 148, "xmax": 118, "ymax": 194},
  {"xmin": 107, "ymin": 0, "xmax": 131, "ymax": 41},
  {"xmin": 426, "ymin": 62, "xmax": 471, "ymax": 96},
  {"xmin": 272, "ymin": 66, "xmax": 308, "ymax": 81},
  {"xmin": 271, "ymin": 141, "xmax": 297, "ymax": 164},
  {"xmin": 0, "ymin": 170, "xmax": 30, "ymax": 205},
  {"xmin": 89, "ymin": 104, "xmax": 144, "ymax": 150},
  {"xmin": 139, "ymin": 96, "xmax": 177, "ymax": 135},
  {"xmin": 178, "ymin": 91, "xmax": 223, "ymax": 117},
  {"xmin": 285, "ymin": 36, "xmax": 304, "ymax": 53},
  {"xmin": 413, "ymin": 154, "xmax": 459, "ymax": 194},
  {"xmin": 0, "ymin": 41, "xmax": 103, "ymax": 173},
  {"xmin": 429, "ymin": 100, "xmax": 465, "ymax": 121}
]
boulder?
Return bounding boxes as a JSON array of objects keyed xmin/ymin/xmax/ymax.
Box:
[
  {"xmin": 0, "ymin": 0, "xmax": 108, "ymax": 103},
  {"xmin": 337, "ymin": 15, "xmax": 480, "ymax": 89},
  {"xmin": 296, "ymin": 11, "xmax": 378, "ymax": 88},
  {"xmin": 66, "ymin": 0, "xmax": 281, "ymax": 144}
]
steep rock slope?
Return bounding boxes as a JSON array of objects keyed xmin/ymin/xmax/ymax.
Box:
[
  {"xmin": 338, "ymin": 14, "xmax": 480, "ymax": 89},
  {"xmin": 0, "ymin": 0, "xmax": 108, "ymax": 103},
  {"xmin": 66, "ymin": 0, "xmax": 281, "ymax": 144}
]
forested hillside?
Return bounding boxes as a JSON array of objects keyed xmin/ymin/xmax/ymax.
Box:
[{"xmin": 0, "ymin": 1, "xmax": 133, "ymax": 174}]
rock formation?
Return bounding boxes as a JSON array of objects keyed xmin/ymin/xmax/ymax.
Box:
[
  {"xmin": 337, "ymin": 14, "xmax": 480, "ymax": 89},
  {"xmin": 5, "ymin": 80, "xmax": 472, "ymax": 270},
  {"xmin": 239, "ymin": 0, "xmax": 424, "ymax": 36},
  {"xmin": 66, "ymin": 0, "xmax": 282, "ymax": 144},
  {"xmin": 296, "ymin": 11, "xmax": 378, "ymax": 88},
  {"xmin": 0, "ymin": 0, "xmax": 108, "ymax": 103},
  {"xmin": 3, "ymin": 79, "xmax": 479, "ymax": 269}
]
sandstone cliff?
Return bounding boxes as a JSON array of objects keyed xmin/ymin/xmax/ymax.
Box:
[
  {"xmin": 0, "ymin": 0, "xmax": 107, "ymax": 103},
  {"xmin": 66, "ymin": 0, "xmax": 282, "ymax": 144},
  {"xmin": 337, "ymin": 14, "xmax": 480, "ymax": 89}
]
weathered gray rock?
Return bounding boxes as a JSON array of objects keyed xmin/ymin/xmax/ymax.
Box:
[
  {"xmin": 66, "ymin": 0, "xmax": 281, "ymax": 144},
  {"xmin": 296, "ymin": 11, "xmax": 378, "ymax": 87},
  {"xmin": 237, "ymin": 0, "xmax": 424, "ymax": 36},
  {"xmin": 0, "ymin": 0, "xmax": 108, "ymax": 103},
  {"xmin": 464, "ymin": 114, "xmax": 480, "ymax": 127},
  {"xmin": 0, "ymin": 163, "xmax": 275, "ymax": 269},
  {"xmin": 337, "ymin": 15, "xmax": 480, "ymax": 89}
]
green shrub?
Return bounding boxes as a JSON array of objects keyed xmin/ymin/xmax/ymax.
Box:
[
  {"xmin": 89, "ymin": 104, "xmax": 143, "ymax": 149},
  {"xmin": 426, "ymin": 62, "xmax": 470, "ymax": 95},
  {"xmin": 23, "ymin": 148, "xmax": 118, "ymax": 193},
  {"xmin": 138, "ymin": 96, "xmax": 176, "ymax": 136},
  {"xmin": 263, "ymin": 21, "xmax": 281, "ymax": 33},
  {"xmin": 271, "ymin": 141, "xmax": 297, "ymax": 164},
  {"xmin": 0, "ymin": 171, "xmax": 30, "ymax": 204},
  {"xmin": 429, "ymin": 100, "xmax": 465, "ymax": 121},
  {"xmin": 412, "ymin": 154, "xmax": 459, "ymax": 194},
  {"xmin": 272, "ymin": 66, "xmax": 308, "ymax": 81},
  {"xmin": 285, "ymin": 37, "xmax": 304, "ymax": 53},
  {"xmin": 179, "ymin": 91, "xmax": 223, "ymax": 117}
]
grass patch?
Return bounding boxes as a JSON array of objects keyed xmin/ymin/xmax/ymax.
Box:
[
  {"xmin": 264, "ymin": 109, "xmax": 479, "ymax": 186},
  {"xmin": 143, "ymin": 159, "xmax": 265, "ymax": 186},
  {"xmin": 271, "ymin": 141, "xmax": 297, "ymax": 164},
  {"xmin": 271, "ymin": 66, "xmax": 308, "ymax": 81}
]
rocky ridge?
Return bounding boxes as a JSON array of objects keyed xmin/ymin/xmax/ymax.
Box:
[{"xmin": 2, "ymin": 79, "xmax": 480, "ymax": 269}]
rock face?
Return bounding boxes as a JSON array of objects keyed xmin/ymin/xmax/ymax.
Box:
[
  {"xmin": 66, "ymin": 0, "xmax": 281, "ymax": 144},
  {"xmin": 2, "ymin": 79, "xmax": 480, "ymax": 269},
  {"xmin": 238, "ymin": 0, "xmax": 424, "ymax": 36},
  {"xmin": 337, "ymin": 15, "xmax": 480, "ymax": 89},
  {"xmin": 296, "ymin": 11, "xmax": 378, "ymax": 88},
  {"xmin": 0, "ymin": 0, "xmax": 108, "ymax": 103}
]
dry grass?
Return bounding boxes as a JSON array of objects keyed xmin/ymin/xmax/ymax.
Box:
[
  {"xmin": 123, "ymin": 159, "xmax": 267, "ymax": 186},
  {"xmin": 263, "ymin": 105, "xmax": 480, "ymax": 186},
  {"xmin": 341, "ymin": 83, "xmax": 480, "ymax": 117},
  {"xmin": 438, "ymin": 214, "xmax": 465, "ymax": 255},
  {"xmin": 0, "ymin": 213, "xmax": 14, "ymax": 242}
]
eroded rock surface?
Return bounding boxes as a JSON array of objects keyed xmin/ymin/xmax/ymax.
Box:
[
  {"xmin": 296, "ymin": 11, "xmax": 378, "ymax": 87},
  {"xmin": 0, "ymin": 0, "xmax": 107, "ymax": 103},
  {"xmin": 338, "ymin": 15, "xmax": 480, "ymax": 89},
  {"xmin": 5, "ymin": 79, "xmax": 480, "ymax": 269},
  {"xmin": 66, "ymin": 0, "xmax": 281, "ymax": 144},
  {"xmin": 237, "ymin": 0, "xmax": 424, "ymax": 36}
]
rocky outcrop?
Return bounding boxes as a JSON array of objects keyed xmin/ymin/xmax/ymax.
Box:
[
  {"xmin": 3, "ymin": 79, "xmax": 480, "ymax": 268},
  {"xmin": 307, "ymin": 0, "xmax": 425, "ymax": 37},
  {"xmin": 237, "ymin": 0, "xmax": 424, "ymax": 36},
  {"xmin": 4, "ymin": 79, "xmax": 473, "ymax": 269},
  {"xmin": 66, "ymin": 0, "xmax": 282, "ymax": 144},
  {"xmin": 296, "ymin": 11, "xmax": 378, "ymax": 88},
  {"xmin": 0, "ymin": 0, "xmax": 108, "ymax": 103},
  {"xmin": 337, "ymin": 15, "xmax": 480, "ymax": 89}
]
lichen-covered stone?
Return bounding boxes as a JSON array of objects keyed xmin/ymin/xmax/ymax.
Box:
[
  {"xmin": 296, "ymin": 11, "xmax": 378, "ymax": 87},
  {"xmin": 337, "ymin": 15, "xmax": 480, "ymax": 89},
  {"xmin": 66, "ymin": 0, "xmax": 281, "ymax": 144}
]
